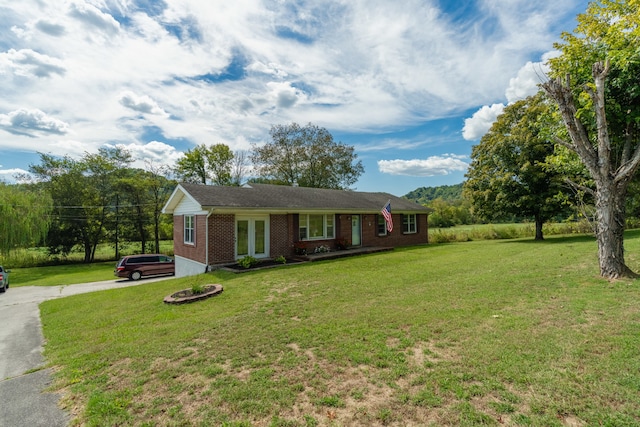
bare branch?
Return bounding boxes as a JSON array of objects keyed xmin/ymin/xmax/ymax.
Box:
[
  {"xmin": 542, "ymin": 77, "xmax": 599, "ymax": 176},
  {"xmin": 564, "ymin": 177, "xmax": 596, "ymax": 197},
  {"xmin": 615, "ymin": 141, "xmax": 640, "ymax": 183},
  {"xmin": 553, "ymin": 135, "xmax": 576, "ymax": 151}
]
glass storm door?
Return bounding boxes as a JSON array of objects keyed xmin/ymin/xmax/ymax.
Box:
[
  {"xmin": 236, "ymin": 217, "xmax": 268, "ymax": 258},
  {"xmin": 351, "ymin": 215, "xmax": 361, "ymax": 247}
]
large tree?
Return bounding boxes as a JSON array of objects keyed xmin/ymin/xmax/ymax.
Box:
[
  {"xmin": 0, "ymin": 183, "xmax": 51, "ymax": 256},
  {"xmin": 543, "ymin": 0, "xmax": 640, "ymax": 278},
  {"xmin": 144, "ymin": 162, "xmax": 175, "ymax": 254},
  {"xmin": 464, "ymin": 93, "xmax": 570, "ymax": 239},
  {"xmin": 115, "ymin": 165, "xmax": 174, "ymax": 255},
  {"xmin": 231, "ymin": 149, "xmax": 250, "ymax": 186},
  {"xmin": 251, "ymin": 122, "xmax": 364, "ymax": 190},
  {"xmin": 174, "ymin": 143, "xmax": 234, "ymax": 185},
  {"xmin": 30, "ymin": 154, "xmax": 90, "ymax": 259},
  {"xmin": 30, "ymin": 148, "xmax": 132, "ymax": 262}
]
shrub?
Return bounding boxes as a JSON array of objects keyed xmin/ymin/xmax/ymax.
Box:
[
  {"xmin": 293, "ymin": 241, "xmax": 307, "ymax": 255},
  {"xmin": 238, "ymin": 255, "xmax": 259, "ymax": 269},
  {"xmin": 336, "ymin": 238, "xmax": 350, "ymax": 250}
]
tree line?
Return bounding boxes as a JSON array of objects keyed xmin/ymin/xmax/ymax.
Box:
[
  {"xmin": 0, "ymin": 122, "xmax": 364, "ymax": 262},
  {"xmin": 18, "ymin": 147, "xmax": 175, "ymax": 263}
]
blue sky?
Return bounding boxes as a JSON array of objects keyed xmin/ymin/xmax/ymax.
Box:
[{"xmin": 0, "ymin": 0, "xmax": 587, "ymax": 196}]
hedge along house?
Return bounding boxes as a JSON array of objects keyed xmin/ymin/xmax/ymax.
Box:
[{"xmin": 162, "ymin": 182, "xmax": 432, "ymax": 277}]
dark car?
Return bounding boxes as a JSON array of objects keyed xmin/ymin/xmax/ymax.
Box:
[
  {"xmin": 114, "ymin": 254, "xmax": 174, "ymax": 280},
  {"xmin": 0, "ymin": 266, "xmax": 9, "ymax": 292}
]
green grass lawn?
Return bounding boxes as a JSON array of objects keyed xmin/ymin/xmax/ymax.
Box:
[
  {"xmin": 10, "ymin": 261, "xmax": 116, "ymax": 287},
  {"xmin": 40, "ymin": 232, "xmax": 640, "ymax": 426}
]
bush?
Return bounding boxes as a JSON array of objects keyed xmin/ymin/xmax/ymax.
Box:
[{"xmin": 238, "ymin": 256, "xmax": 259, "ymax": 269}]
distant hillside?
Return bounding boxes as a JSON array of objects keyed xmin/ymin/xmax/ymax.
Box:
[{"xmin": 403, "ymin": 183, "xmax": 464, "ymax": 204}]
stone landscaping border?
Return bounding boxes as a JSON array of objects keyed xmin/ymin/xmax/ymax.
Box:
[{"xmin": 163, "ymin": 284, "xmax": 223, "ymax": 304}]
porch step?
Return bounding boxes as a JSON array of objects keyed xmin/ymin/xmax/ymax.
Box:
[{"xmin": 298, "ymin": 246, "xmax": 393, "ymax": 262}]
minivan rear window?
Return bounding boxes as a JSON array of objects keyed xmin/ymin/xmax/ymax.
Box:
[{"xmin": 127, "ymin": 256, "xmax": 159, "ymax": 264}]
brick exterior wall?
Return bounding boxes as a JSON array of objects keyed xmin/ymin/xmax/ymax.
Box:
[
  {"xmin": 285, "ymin": 213, "xmax": 429, "ymax": 255},
  {"xmin": 335, "ymin": 213, "xmax": 428, "ymax": 248},
  {"xmin": 176, "ymin": 212, "xmax": 429, "ymax": 266},
  {"xmin": 270, "ymin": 214, "xmax": 292, "ymax": 258},
  {"xmin": 173, "ymin": 214, "xmax": 207, "ymax": 264},
  {"xmin": 209, "ymin": 214, "xmax": 236, "ymax": 264},
  {"xmin": 337, "ymin": 215, "xmax": 351, "ymax": 243}
]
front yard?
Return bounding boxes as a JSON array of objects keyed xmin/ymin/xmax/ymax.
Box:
[{"xmin": 40, "ymin": 232, "xmax": 640, "ymax": 426}]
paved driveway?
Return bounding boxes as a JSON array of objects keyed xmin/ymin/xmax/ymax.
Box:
[{"xmin": 0, "ymin": 277, "xmax": 171, "ymax": 426}]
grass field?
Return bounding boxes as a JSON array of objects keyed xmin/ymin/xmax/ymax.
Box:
[
  {"xmin": 0, "ymin": 240, "xmax": 174, "ymax": 269},
  {"xmin": 10, "ymin": 261, "xmax": 116, "ymax": 287},
  {"xmin": 40, "ymin": 232, "xmax": 640, "ymax": 426},
  {"xmin": 429, "ymin": 221, "xmax": 593, "ymax": 243}
]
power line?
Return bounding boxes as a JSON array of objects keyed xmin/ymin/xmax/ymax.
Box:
[{"xmin": 0, "ymin": 202, "xmax": 166, "ymax": 209}]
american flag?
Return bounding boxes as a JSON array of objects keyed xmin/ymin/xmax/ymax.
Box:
[{"xmin": 381, "ymin": 200, "xmax": 393, "ymax": 232}]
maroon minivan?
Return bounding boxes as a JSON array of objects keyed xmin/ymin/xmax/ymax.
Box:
[{"xmin": 114, "ymin": 254, "xmax": 174, "ymax": 280}]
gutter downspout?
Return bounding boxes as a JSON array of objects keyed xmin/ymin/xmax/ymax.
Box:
[{"xmin": 205, "ymin": 210, "xmax": 214, "ymax": 272}]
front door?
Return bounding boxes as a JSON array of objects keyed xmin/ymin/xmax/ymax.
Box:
[
  {"xmin": 351, "ymin": 215, "xmax": 361, "ymax": 247},
  {"xmin": 236, "ymin": 216, "xmax": 269, "ymax": 258}
]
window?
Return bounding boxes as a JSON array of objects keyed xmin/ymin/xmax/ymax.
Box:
[
  {"xmin": 299, "ymin": 214, "xmax": 335, "ymax": 240},
  {"xmin": 377, "ymin": 215, "xmax": 388, "ymax": 236},
  {"xmin": 403, "ymin": 214, "xmax": 417, "ymax": 234},
  {"xmin": 184, "ymin": 215, "xmax": 195, "ymax": 244}
]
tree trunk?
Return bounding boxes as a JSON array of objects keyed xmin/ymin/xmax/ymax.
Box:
[
  {"xmin": 594, "ymin": 180, "xmax": 636, "ymax": 278},
  {"xmin": 534, "ymin": 215, "xmax": 544, "ymax": 240},
  {"xmin": 154, "ymin": 215, "xmax": 161, "ymax": 254},
  {"xmin": 154, "ymin": 203, "xmax": 161, "ymax": 254},
  {"xmin": 82, "ymin": 232, "xmax": 92, "ymax": 264}
]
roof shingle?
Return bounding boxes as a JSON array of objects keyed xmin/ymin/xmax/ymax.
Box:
[{"xmin": 172, "ymin": 183, "xmax": 430, "ymax": 213}]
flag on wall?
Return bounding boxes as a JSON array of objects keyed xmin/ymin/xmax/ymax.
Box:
[{"xmin": 381, "ymin": 200, "xmax": 393, "ymax": 232}]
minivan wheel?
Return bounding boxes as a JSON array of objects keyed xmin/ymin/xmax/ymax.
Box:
[{"xmin": 130, "ymin": 271, "xmax": 142, "ymax": 281}]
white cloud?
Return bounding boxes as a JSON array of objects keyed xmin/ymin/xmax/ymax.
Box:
[
  {"xmin": 34, "ymin": 19, "xmax": 66, "ymax": 37},
  {"xmin": 0, "ymin": 48, "xmax": 66, "ymax": 78},
  {"xmin": 461, "ymin": 104, "xmax": 505, "ymax": 141},
  {"xmin": 247, "ymin": 61, "xmax": 288, "ymax": 78},
  {"xmin": 461, "ymin": 50, "xmax": 560, "ymax": 141},
  {"xmin": 0, "ymin": 167, "xmax": 29, "ymax": 182},
  {"xmin": 0, "ymin": 108, "xmax": 70, "ymax": 136},
  {"xmin": 0, "ymin": 0, "xmax": 584, "ymax": 190},
  {"xmin": 505, "ymin": 60, "xmax": 549, "ymax": 104},
  {"xmin": 265, "ymin": 82, "xmax": 306, "ymax": 109},
  {"xmin": 67, "ymin": 1, "xmax": 121, "ymax": 35},
  {"xmin": 378, "ymin": 154, "xmax": 469, "ymax": 177},
  {"xmin": 109, "ymin": 141, "xmax": 183, "ymax": 169},
  {"xmin": 119, "ymin": 91, "xmax": 169, "ymax": 116},
  {"xmin": 49, "ymin": 139, "xmax": 92, "ymax": 157}
]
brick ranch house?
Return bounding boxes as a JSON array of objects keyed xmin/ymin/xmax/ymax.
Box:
[{"xmin": 162, "ymin": 182, "xmax": 432, "ymax": 277}]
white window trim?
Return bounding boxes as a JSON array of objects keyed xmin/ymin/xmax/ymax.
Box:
[
  {"xmin": 235, "ymin": 215, "xmax": 270, "ymax": 259},
  {"xmin": 299, "ymin": 214, "xmax": 335, "ymax": 240},
  {"xmin": 377, "ymin": 214, "xmax": 388, "ymax": 236},
  {"xmin": 403, "ymin": 214, "xmax": 417, "ymax": 234},
  {"xmin": 184, "ymin": 214, "xmax": 195, "ymax": 245}
]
